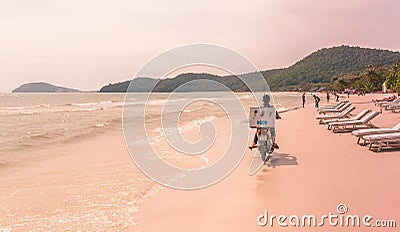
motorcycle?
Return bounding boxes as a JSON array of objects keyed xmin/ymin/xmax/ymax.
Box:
[{"xmin": 257, "ymin": 127, "xmax": 274, "ymax": 164}]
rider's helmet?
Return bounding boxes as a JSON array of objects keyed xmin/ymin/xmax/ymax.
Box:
[{"xmin": 262, "ymin": 94, "xmax": 270, "ymax": 103}]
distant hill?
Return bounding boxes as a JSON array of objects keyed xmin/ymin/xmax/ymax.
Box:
[
  {"xmin": 149, "ymin": 72, "xmax": 279, "ymax": 92},
  {"xmin": 267, "ymin": 45, "xmax": 400, "ymax": 90},
  {"xmin": 99, "ymin": 45, "xmax": 400, "ymax": 92},
  {"xmin": 100, "ymin": 78, "xmax": 158, "ymax": 92},
  {"xmin": 99, "ymin": 70, "xmax": 281, "ymax": 92},
  {"xmin": 12, "ymin": 82, "xmax": 80, "ymax": 93}
]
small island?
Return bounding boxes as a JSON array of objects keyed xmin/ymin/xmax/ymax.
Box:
[{"xmin": 12, "ymin": 82, "xmax": 80, "ymax": 93}]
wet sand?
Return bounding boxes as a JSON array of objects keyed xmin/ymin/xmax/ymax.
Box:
[{"xmin": 0, "ymin": 127, "xmax": 149, "ymax": 231}]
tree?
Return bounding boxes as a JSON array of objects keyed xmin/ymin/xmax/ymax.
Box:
[
  {"xmin": 385, "ymin": 60, "xmax": 400, "ymax": 92},
  {"xmin": 358, "ymin": 66, "xmax": 385, "ymax": 92}
]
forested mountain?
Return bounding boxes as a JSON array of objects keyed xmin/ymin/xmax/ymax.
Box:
[
  {"xmin": 100, "ymin": 78, "xmax": 157, "ymax": 92},
  {"xmin": 99, "ymin": 46, "xmax": 400, "ymax": 92},
  {"xmin": 267, "ymin": 45, "xmax": 400, "ymax": 90},
  {"xmin": 100, "ymin": 70, "xmax": 280, "ymax": 92}
]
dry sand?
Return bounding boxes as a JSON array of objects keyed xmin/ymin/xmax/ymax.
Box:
[{"xmin": 130, "ymin": 94, "xmax": 400, "ymax": 231}]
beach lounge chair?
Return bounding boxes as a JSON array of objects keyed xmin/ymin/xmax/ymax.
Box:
[
  {"xmin": 352, "ymin": 122, "xmax": 400, "ymax": 145},
  {"xmin": 363, "ymin": 132, "xmax": 400, "ymax": 152},
  {"xmin": 324, "ymin": 109, "xmax": 371, "ymax": 127},
  {"xmin": 375, "ymin": 97, "xmax": 398, "ymax": 106},
  {"xmin": 318, "ymin": 101, "xmax": 348, "ymax": 111},
  {"xmin": 386, "ymin": 103, "xmax": 400, "ymax": 111},
  {"xmin": 318, "ymin": 102, "xmax": 352, "ymax": 115},
  {"xmin": 392, "ymin": 108, "xmax": 400, "ymax": 113},
  {"xmin": 379, "ymin": 97, "xmax": 400, "ymax": 108},
  {"xmin": 316, "ymin": 106, "xmax": 355, "ymax": 123},
  {"xmin": 329, "ymin": 111, "xmax": 380, "ymax": 133}
]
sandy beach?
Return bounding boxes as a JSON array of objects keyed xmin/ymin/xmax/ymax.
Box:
[
  {"xmin": 131, "ymin": 94, "xmax": 400, "ymax": 231},
  {"xmin": 2, "ymin": 0, "xmax": 400, "ymax": 230},
  {"xmin": 2, "ymin": 93, "xmax": 400, "ymax": 231}
]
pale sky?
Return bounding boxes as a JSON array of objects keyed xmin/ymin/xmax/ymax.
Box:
[{"xmin": 0, "ymin": 0, "xmax": 399, "ymax": 92}]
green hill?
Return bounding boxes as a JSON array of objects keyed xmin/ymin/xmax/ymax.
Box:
[
  {"xmin": 99, "ymin": 45, "xmax": 400, "ymax": 92},
  {"xmin": 100, "ymin": 78, "xmax": 157, "ymax": 92},
  {"xmin": 151, "ymin": 70, "xmax": 280, "ymax": 92},
  {"xmin": 267, "ymin": 45, "xmax": 400, "ymax": 90},
  {"xmin": 100, "ymin": 70, "xmax": 280, "ymax": 92}
]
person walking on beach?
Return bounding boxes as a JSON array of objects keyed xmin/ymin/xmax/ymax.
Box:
[
  {"xmin": 302, "ymin": 92, "xmax": 306, "ymax": 108},
  {"xmin": 333, "ymin": 92, "xmax": 339, "ymax": 102},
  {"xmin": 313, "ymin": 95, "xmax": 320, "ymax": 108}
]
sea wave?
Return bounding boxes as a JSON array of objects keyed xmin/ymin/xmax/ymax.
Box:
[
  {"xmin": 0, "ymin": 104, "xmax": 50, "ymax": 110},
  {"xmin": 150, "ymin": 115, "xmax": 218, "ymax": 143},
  {"xmin": 3, "ymin": 117, "xmax": 122, "ymax": 153},
  {"xmin": 67, "ymin": 102, "xmax": 98, "ymax": 107},
  {"xmin": 0, "ymin": 107, "xmax": 108, "ymax": 116},
  {"xmin": 182, "ymin": 116, "xmax": 218, "ymax": 132},
  {"xmin": 276, "ymin": 105, "xmax": 302, "ymax": 113}
]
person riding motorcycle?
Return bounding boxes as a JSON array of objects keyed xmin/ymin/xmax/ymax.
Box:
[{"xmin": 248, "ymin": 94, "xmax": 280, "ymax": 150}]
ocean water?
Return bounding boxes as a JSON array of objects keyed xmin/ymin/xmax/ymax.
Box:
[
  {"xmin": 0, "ymin": 92, "xmax": 304, "ymax": 231},
  {"xmin": 0, "ymin": 92, "xmax": 303, "ymax": 160}
]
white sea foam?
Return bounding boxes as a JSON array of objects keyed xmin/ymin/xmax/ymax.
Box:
[{"xmin": 0, "ymin": 104, "xmax": 49, "ymax": 110}]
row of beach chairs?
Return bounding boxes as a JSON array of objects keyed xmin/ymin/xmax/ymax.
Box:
[
  {"xmin": 376, "ymin": 96, "xmax": 400, "ymax": 113},
  {"xmin": 316, "ymin": 101, "xmax": 400, "ymax": 152},
  {"xmin": 316, "ymin": 101, "xmax": 379, "ymax": 132},
  {"xmin": 351, "ymin": 123, "xmax": 400, "ymax": 152}
]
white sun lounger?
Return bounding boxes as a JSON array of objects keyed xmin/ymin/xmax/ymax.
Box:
[
  {"xmin": 379, "ymin": 97, "xmax": 400, "ymax": 108},
  {"xmin": 318, "ymin": 101, "xmax": 348, "ymax": 110},
  {"xmin": 324, "ymin": 109, "xmax": 371, "ymax": 127},
  {"xmin": 363, "ymin": 132, "xmax": 400, "ymax": 152},
  {"xmin": 375, "ymin": 96, "xmax": 399, "ymax": 105},
  {"xmin": 386, "ymin": 103, "xmax": 400, "ymax": 111},
  {"xmin": 329, "ymin": 111, "xmax": 380, "ymax": 133},
  {"xmin": 352, "ymin": 122, "xmax": 400, "ymax": 145},
  {"xmin": 318, "ymin": 102, "xmax": 352, "ymax": 115},
  {"xmin": 318, "ymin": 101, "xmax": 347, "ymax": 111},
  {"xmin": 316, "ymin": 106, "xmax": 355, "ymax": 121}
]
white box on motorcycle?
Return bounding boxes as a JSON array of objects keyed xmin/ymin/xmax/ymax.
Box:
[{"xmin": 249, "ymin": 106, "xmax": 276, "ymax": 128}]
